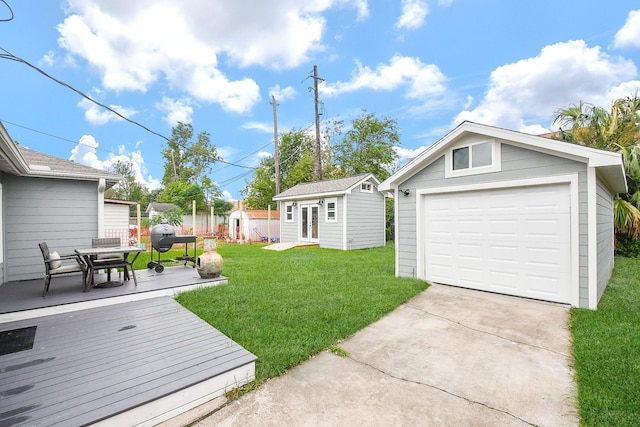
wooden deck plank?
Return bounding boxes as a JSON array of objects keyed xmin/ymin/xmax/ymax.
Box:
[{"xmin": 0, "ymin": 297, "xmax": 256, "ymax": 427}]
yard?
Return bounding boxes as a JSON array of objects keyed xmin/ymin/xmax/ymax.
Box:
[
  {"xmin": 570, "ymin": 256, "xmax": 640, "ymax": 426},
  {"xmin": 139, "ymin": 243, "xmax": 640, "ymax": 424},
  {"xmin": 174, "ymin": 243, "xmax": 427, "ymax": 383}
]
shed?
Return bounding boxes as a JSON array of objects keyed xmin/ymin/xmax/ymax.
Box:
[
  {"xmin": 273, "ymin": 173, "xmax": 385, "ymax": 250},
  {"xmin": 228, "ymin": 209, "xmax": 280, "ymax": 242},
  {"xmin": 104, "ymin": 198, "xmax": 137, "ymax": 245},
  {"xmin": 0, "ymin": 122, "xmax": 121, "ymax": 283},
  {"xmin": 379, "ymin": 121, "xmax": 627, "ymax": 309}
]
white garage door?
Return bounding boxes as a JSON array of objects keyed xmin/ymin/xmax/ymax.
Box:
[{"xmin": 424, "ymin": 183, "xmax": 572, "ymax": 303}]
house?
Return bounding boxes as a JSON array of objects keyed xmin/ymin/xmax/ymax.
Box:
[
  {"xmin": 146, "ymin": 202, "xmax": 180, "ymax": 220},
  {"xmin": 228, "ymin": 209, "xmax": 280, "ymax": 241},
  {"xmin": 379, "ymin": 121, "xmax": 627, "ymax": 309},
  {"xmin": 0, "ymin": 122, "xmax": 121, "ymax": 283},
  {"xmin": 273, "ymin": 173, "xmax": 385, "ymax": 250}
]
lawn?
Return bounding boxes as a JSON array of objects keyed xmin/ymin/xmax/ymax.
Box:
[
  {"xmin": 570, "ymin": 256, "xmax": 640, "ymax": 426},
  {"xmin": 174, "ymin": 242, "xmax": 427, "ymax": 383}
]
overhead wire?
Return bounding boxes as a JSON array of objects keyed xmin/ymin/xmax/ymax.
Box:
[{"xmin": 0, "ymin": 46, "xmax": 257, "ymax": 171}]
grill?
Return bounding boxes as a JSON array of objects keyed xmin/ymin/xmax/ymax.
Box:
[{"xmin": 147, "ymin": 223, "xmax": 197, "ymax": 273}]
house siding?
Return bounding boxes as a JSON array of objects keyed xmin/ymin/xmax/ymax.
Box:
[
  {"xmin": 345, "ymin": 186, "xmax": 385, "ymax": 250},
  {"xmin": 396, "ymin": 141, "xmax": 591, "ymax": 306},
  {"xmin": 319, "ymin": 196, "xmax": 344, "ymax": 249},
  {"xmin": 4, "ymin": 175, "xmax": 98, "ymax": 281},
  {"xmin": 280, "ymin": 203, "xmax": 298, "ymax": 242},
  {"xmin": 595, "ymin": 176, "xmax": 614, "ymax": 301}
]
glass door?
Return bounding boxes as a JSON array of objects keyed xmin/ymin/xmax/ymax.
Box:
[{"xmin": 300, "ymin": 204, "xmax": 319, "ymax": 242}]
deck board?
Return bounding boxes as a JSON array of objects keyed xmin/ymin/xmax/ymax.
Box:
[{"xmin": 0, "ymin": 297, "xmax": 256, "ymax": 427}]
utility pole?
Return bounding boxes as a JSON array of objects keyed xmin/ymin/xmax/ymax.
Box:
[
  {"xmin": 270, "ymin": 95, "xmax": 280, "ymax": 195},
  {"xmin": 307, "ymin": 65, "xmax": 324, "ymax": 180}
]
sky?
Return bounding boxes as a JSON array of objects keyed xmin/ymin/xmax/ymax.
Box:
[{"xmin": 1, "ymin": 1, "xmax": 640, "ymax": 200}]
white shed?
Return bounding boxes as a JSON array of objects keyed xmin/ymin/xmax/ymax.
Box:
[{"xmin": 228, "ymin": 209, "xmax": 280, "ymax": 242}]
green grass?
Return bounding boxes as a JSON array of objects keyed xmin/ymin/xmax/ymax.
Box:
[
  {"xmin": 174, "ymin": 243, "xmax": 427, "ymax": 383},
  {"xmin": 570, "ymin": 256, "xmax": 640, "ymax": 426}
]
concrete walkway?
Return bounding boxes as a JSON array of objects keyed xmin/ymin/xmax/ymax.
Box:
[{"xmin": 164, "ymin": 284, "xmax": 578, "ymax": 426}]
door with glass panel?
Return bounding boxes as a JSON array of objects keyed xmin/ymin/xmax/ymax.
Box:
[{"xmin": 300, "ymin": 204, "xmax": 319, "ymax": 242}]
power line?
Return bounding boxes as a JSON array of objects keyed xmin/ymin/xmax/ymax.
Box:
[{"xmin": 0, "ymin": 46, "xmax": 256, "ymax": 171}]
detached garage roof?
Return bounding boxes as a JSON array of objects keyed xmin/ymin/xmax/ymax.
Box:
[{"xmin": 380, "ymin": 121, "xmax": 627, "ymax": 194}]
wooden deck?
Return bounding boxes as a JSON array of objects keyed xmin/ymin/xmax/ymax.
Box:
[{"xmin": 0, "ymin": 267, "xmax": 257, "ymax": 426}]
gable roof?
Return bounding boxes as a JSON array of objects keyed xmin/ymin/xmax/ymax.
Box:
[
  {"xmin": 0, "ymin": 121, "xmax": 121, "ymax": 186},
  {"xmin": 146, "ymin": 202, "xmax": 181, "ymax": 213},
  {"xmin": 273, "ymin": 173, "xmax": 380, "ymax": 201},
  {"xmin": 379, "ymin": 121, "xmax": 627, "ymax": 193}
]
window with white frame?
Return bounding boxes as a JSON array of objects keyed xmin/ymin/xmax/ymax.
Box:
[
  {"xmin": 325, "ymin": 197, "xmax": 337, "ymax": 222},
  {"xmin": 285, "ymin": 203, "xmax": 294, "ymax": 222},
  {"xmin": 445, "ymin": 139, "xmax": 501, "ymax": 178},
  {"xmin": 360, "ymin": 182, "xmax": 373, "ymax": 193}
]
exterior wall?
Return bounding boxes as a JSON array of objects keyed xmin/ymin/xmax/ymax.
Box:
[
  {"xmin": 3, "ymin": 175, "xmax": 99, "ymax": 282},
  {"xmin": 345, "ymin": 186, "xmax": 385, "ymax": 250},
  {"xmin": 396, "ymin": 140, "xmax": 590, "ymax": 306},
  {"xmin": 280, "ymin": 202, "xmax": 299, "ymax": 243},
  {"xmin": 595, "ymin": 176, "xmax": 615, "ymax": 301},
  {"xmin": 104, "ymin": 203, "xmax": 130, "ymax": 245},
  {"xmin": 318, "ymin": 196, "xmax": 344, "ymax": 249}
]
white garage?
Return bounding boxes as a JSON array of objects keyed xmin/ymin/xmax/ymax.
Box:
[{"xmin": 380, "ymin": 121, "xmax": 627, "ymax": 309}]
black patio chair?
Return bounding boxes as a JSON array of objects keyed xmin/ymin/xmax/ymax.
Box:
[{"xmin": 39, "ymin": 242, "xmax": 87, "ymax": 297}]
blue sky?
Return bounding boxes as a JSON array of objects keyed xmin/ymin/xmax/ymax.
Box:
[{"xmin": 1, "ymin": 0, "xmax": 640, "ymax": 200}]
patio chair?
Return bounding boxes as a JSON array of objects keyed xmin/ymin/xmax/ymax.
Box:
[
  {"xmin": 90, "ymin": 238, "xmax": 129, "ymax": 285},
  {"xmin": 39, "ymin": 242, "xmax": 87, "ymax": 297}
]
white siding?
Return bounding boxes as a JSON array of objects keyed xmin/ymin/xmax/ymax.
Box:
[
  {"xmin": 4, "ymin": 175, "xmax": 99, "ymax": 281},
  {"xmin": 104, "ymin": 203, "xmax": 130, "ymax": 245},
  {"xmin": 318, "ymin": 196, "xmax": 344, "ymax": 249}
]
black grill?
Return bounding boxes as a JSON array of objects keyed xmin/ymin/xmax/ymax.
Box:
[{"xmin": 147, "ymin": 224, "xmax": 197, "ymax": 273}]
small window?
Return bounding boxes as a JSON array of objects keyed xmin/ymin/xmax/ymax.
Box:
[
  {"xmin": 361, "ymin": 182, "xmax": 373, "ymax": 193},
  {"xmin": 446, "ymin": 140, "xmax": 501, "ymax": 178},
  {"xmin": 325, "ymin": 198, "xmax": 337, "ymax": 222},
  {"xmin": 285, "ymin": 203, "xmax": 294, "ymax": 222}
]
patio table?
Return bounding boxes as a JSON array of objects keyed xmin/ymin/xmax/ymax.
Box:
[{"xmin": 75, "ymin": 246, "xmax": 144, "ymax": 291}]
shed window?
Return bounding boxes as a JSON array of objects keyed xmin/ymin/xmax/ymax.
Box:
[
  {"xmin": 325, "ymin": 198, "xmax": 337, "ymax": 222},
  {"xmin": 361, "ymin": 182, "xmax": 373, "ymax": 192},
  {"xmin": 285, "ymin": 203, "xmax": 294, "ymax": 222},
  {"xmin": 446, "ymin": 140, "xmax": 501, "ymax": 178}
]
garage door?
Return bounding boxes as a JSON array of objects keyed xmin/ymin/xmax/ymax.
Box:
[{"xmin": 424, "ymin": 183, "xmax": 572, "ymax": 303}]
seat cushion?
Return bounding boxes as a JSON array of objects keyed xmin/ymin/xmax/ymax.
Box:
[
  {"xmin": 49, "ymin": 251, "xmax": 62, "ymax": 269},
  {"xmin": 51, "ymin": 264, "xmax": 84, "ymax": 274}
]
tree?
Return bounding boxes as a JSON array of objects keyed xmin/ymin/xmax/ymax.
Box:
[
  {"xmin": 161, "ymin": 122, "xmax": 219, "ymax": 185},
  {"xmin": 553, "ymin": 94, "xmax": 640, "ymax": 238},
  {"xmin": 157, "ymin": 181, "xmax": 207, "ymax": 213},
  {"xmin": 104, "ymin": 160, "xmax": 149, "ymax": 215},
  {"xmin": 329, "ymin": 111, "xmax": 400, "ymax": 181},
  {"xmin": 244, "ymin": 157, "xmax": 278, "ymax": 210}
]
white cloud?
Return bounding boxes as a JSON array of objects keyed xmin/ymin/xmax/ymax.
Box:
[
  {"xmin": 614, "ymin": 9, "xmax": 640, "ymax": 49},
  {"xmin": 394, "ymin": 145, "xmax": 427, "ymax": 163},
  {"xmin": 269, "ymin": 85, "xmax": 297, "ymax": 102},
  {"xmin": 319, "ymin": 54, "xmax": 447, "ymax": 99},
  {"xmin": 69, "ymin": 134, "xmax": 161, "ymax": 189},
  {"xmin": 454, "ymin": 40, "xmax": 639, "ymax": 132},
  {"xmin": 77, "ymin": 97, "xmax": 137, "ymax": 125},
  {"xmin": 242, "ymin": 122, "xmax": 273, "ymax": 133},
  {"xmin": 257, "ymin": 151, "xmax": 272, "ymax": 159},
  {"xmin": 156, "ymin": 96, "xmax": 194, "ymax": 126},
  {"xmin": 396, "ymin": 0, "xmax": 428, "ymax": 30},
  {"xmin": 56, "ymin": 1, "xmax": 368, "ymax": 113},
  {"xmin": 39, "ymin": 50, "xmax": 56, "ymax": 67}
]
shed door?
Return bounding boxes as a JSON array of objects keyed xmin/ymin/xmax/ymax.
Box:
[{"xmin": 423, "ymin": 183, "xmax": 572, "ymax": 303}]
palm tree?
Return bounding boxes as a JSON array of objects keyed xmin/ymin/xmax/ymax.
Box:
[{"xmin": 553, "ymin": 94, "xmax": 640, "ymax": 238}]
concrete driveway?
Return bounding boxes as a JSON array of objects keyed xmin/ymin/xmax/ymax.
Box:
[{"xmin": 168, "ymin": 284, "xmax": 578, "ymax": 426}]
